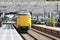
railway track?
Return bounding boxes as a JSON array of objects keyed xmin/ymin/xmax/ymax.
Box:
[
  {"xmin": 13, "ymin": 25, "xmax": 56, "ymax": 40},
  {"xmin": 20, "ymin": 32, "xmax": 37, "ymax": 40},
  {"xmin": 13, "ymin": 25, "xmax": 60, "ymax": 40},
  {"xmin": 19, "ymin": 28, "xmax": 56, "ymax": 40},
  {"xmin": 31, "ymin": 28, "xmax": 56, "ymax": 40}
]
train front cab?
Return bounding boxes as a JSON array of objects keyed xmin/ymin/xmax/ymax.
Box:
[{"xmin": 16, "ymin": 13, "xmax": 31, "ymax": 32}]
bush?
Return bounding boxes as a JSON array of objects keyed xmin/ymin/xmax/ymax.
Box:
[{"xmin": 46, "ymin": 16, "xmax": 56, "ymax": 27}]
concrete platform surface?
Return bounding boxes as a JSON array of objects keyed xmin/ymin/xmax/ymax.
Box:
[
  {"xmin": 0, "ymin": 24, "xmax": 23, "ymax": 40},
  {"xmin": 33, "ymin": 24, "xmax": 60, "ymax": 31}
]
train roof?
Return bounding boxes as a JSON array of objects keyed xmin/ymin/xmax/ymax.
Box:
[{"xmin": 18, "ymin": 11, "xmax": 30, "ymax": 15}]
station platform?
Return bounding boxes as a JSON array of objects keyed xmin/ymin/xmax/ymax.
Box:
[
  {"xmin": 0, "ymin": 24, "xmax": 23, "ymax": 40},
  {"xmin": 32, "ymin": 24, "xmax": 60, "ymax": 39},
  {"xmin": 2, "ymin": 21, "xmax": 16, "ymax": 24},
  {"xmin": 33, "ymin": 24, "xmax": 60, "ymax": 31}
]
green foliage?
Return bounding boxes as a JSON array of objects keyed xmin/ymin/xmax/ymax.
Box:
[
  {"xmin": 46, "ymin": 16, "xmax": 56, "ymax": 26},
  {"xmin": 32, "ymin": 20, "xmax": 45, "ymax": 25},
  {"xmin": 40, "ymin": 22, "xmax": 45, "ymax": 25}
]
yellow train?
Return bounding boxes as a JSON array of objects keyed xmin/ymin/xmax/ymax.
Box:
[{"xmin": 15, "ymin": 12, "xmax": 31, "ymax": 32}]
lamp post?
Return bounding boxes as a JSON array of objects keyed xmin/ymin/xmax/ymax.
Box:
[{"xmin": 43, "ymin": 4, "xmax": 47, "ymax": 22}]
